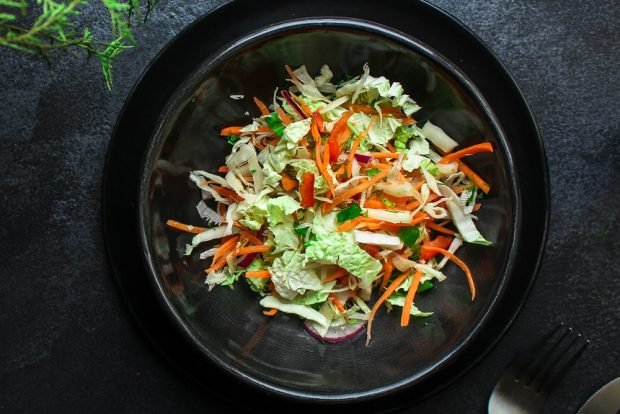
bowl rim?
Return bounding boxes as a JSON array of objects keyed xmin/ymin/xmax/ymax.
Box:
[
  {"xmin": 102, "ymin": 0, "xmax": 549, "ymax": 410},
  {"xmin": 138, "ymin": 16, "xmax": 520, "ymax": 402}
]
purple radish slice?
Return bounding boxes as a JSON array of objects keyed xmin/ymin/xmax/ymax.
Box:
[
  {"xmin": 303, "ymin": 320, "xmax": 367, "ymax": 343},
  {"xmin": 281, "ymin": 90, "xmax": 307, "ymax": 119},
  {"xmin": 354, "ymin": 153, "xmax": 373, "ymax": 164},
  {"xmin": 237, "ymin": 253, "xmax": 257, "ymax": 268}
]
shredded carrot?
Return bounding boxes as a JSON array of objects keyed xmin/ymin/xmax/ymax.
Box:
[
  {"xmin": 205, "ymin": 257, "xmax": 227, "ymax": 273},
  {"xmin": 324, "ymin": 166, "xmax": 390, "ymax": 212},
  {"xmin": 366, "ymin": 269, "xmax": 412, "ymax": 344},
  {"xmin": 361, "ymin": 244, "xmax": 382, "ymax": 257},
  {"xmin": 426, "ymin": 221, "xmax": 456, "ymax": 236},
  {"xmin": 253, "ymin": 97, "xmax": 270, "ymax": 116},
  {"xmin": 262, "ymin": 308, "xmax": 278, "ymax": 316},
  {"xmin": 423, "ymin": 246, "xmax": 476, "ymax": 300},
  {"xmin": 220, "ymin": 126, "xmax": 244, "ymax": 136},
  {"xmin": 165, "ymin": 219, "xmax": 207, "ymax": 234},
  {"xmin": 311, "ymin": 111, "xmax": 325, "ymax": 133},
  {"xmin": 280, "ymin": 172, "xmax": 298, "ymax": 191},
  {"xmin": 330, "ymin": 294, "xmax": 347, "ymax": 314},
  {"xmin": 456, "ymin": 160, "xmax": 490, "ymax": 194},
  {"xmin": 401, "ymin": 117, "xmax": 416, "ymax": 125},
  {"xmin": 240, "ymin": 230, "xmax": 263, "ymax": 245},
  {"xmin": 323, "ymin": 267, "xmax": 348, "ymax": 284},
  {"xmin": 370, "ymin": 152, "xmax": 401, "ymax": 159},
  {"xmin": 276, "ymin": 106, "xmax": 292, "ymax": 125},
  {"xmin": 401, "ymin": 270, "xmax": 423, "ymax": 327},
  {"xmin": 364, "ymin": 199, "xmax": 385, "ymax": 209},
  {"xmin": 236, "ymin": 245, "xmax": 271, "ymax": 255},
  {"xmin": 213, "ymin": 186, "xmax": 244, "ymax": 202},
  {"xmin": 284, "ymin": 64, "xmax": 300, "ymax": 84},
  {"xmin": 386, "ymin": 142, "xmax": 396, "ymax": 152},
  {"xmin": 439, "ymin": 142, "xmax": 493, "ymax": 164},
  {"xmin": 347, "ymin": 116, "xmax": 376, "ymax": 177},
  {"xmin": 291, "ymin": 93, "xmax": 312, "ymax": 117},
  {"xmin": 380, "ymin": 259, "xmax": 394, "ymax": 291},
  {"xmin": 246, "ymin": 270, "xmax": 271, "ymax": 279},
  {"xmin": 320, "ymin": 139, "xmax": 336, "ymax": 197},
  {"xmin": 217, "ymin": 165, "xmax": 229, "ymax": 173},
  {"xmin": 212, "ymin": 235, "xmax": 240, "ymax": 265},
  {"xmin": 337, "ymin": 216, "xmax": 363, "ymax": 232}
]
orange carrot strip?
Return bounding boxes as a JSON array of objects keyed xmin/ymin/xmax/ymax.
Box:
[
  {"xmin": 401, "ymin": 270, "xmax": 423, "ymax": 327},
  {"xmin": 213, "ymin": 186, "xmax": 244, "ymax": 202},
  {"xmin": 253, "ymin": 97, "xmax": 270, "ymax": 116},
  {"xmin": 330, "ymin": 294, "xmax": 346, "ymax": 314},
  {"xmin": 336, "ymin": 216, "xmax": 364, "ymax": 232},
  {"xmin": 457, "ymin": 160, "xmax": 490, "ymax": 194},
  {"xmin": 165, "ymin": 219, "xmax": 208, "ymax": 234},
  {"xmin": 347, "ymin": 116, "xmax": 376, "ymax": 177},
  {"xmin": 291, "ymin": 93, "xmax": 312, "ymax": 117},
  {"xmin": 320, "ymin": 140, "xmax": 336, "ymax": 197},
  {"xmin": 212, "ymin": 235, "xmax": 240, "ymax": 265},
  {"xmin": 439, "ymin": 142, "xmax": 493, "ymax": 164},
  {"xmin": 324, "ymin": 166, "xmax": 390, "ymax": 212},
  {"xmin": 240, "ymin": 230, "xmax": 263, "ymax": 245},
  {"xmin": 245, "ymin": 270, "xmax": 271, "ymax": 279},
  {"xmin": 423, "ymin": 246, "xmax": 476, "ymax": 300},
  {"xmin": 276, "ymin": 106, "xmax": 292, "ymax": 126},
  {"xmin": 284, "ymin": 64, "xmax": 300, "ymax": 84},
  {"xmin": 280, "ymin": 172, "xmax": 298, "ymax": 191},
  {"xmin": 426, "ymin": 221, "xmax": 456, "ymax": 236},
  {"xmin": 236, "ymin": 245, "xmax": 271, "ymax": 255},
  {"xmin": 367, "ymin": 269, "xmax": 412, "ymax": 344},
  {"xmin": 217, "ymin": 165, "xmax": 229, "ymax": 173},
  {"xmin": 401, "ymin": 118, "xmax": 417, "ymax": 125},
  {"xmin": 220, "ymin": 126, "xmax": 244, "ymax": 136},
  {"xmin": 386, "ymin": 142, "xmax": 396, "ymax": 152},
  {"xmin": 205, "ymin": 258, "xmax": 227, "ymax": 273},
  {"xmin": 370, "ymin": 152, "xmax": 401, "ymax": 159},
  {"xmin": 364, "ymin": 199, "xmax": 385, "ymax": 209},
  {"xmin": 323, "ymin": 268, "xmax": 348, "ymax": 284},
  {"xmin": 262, "ymin": 308, "xmax": 278, "ymax": 316},
  {"xmin": 311, "ymin": 111, "xmax": 325, "ymax": 133},
  {"xmin": 380, "ymin": 259, "xmax": 394, "ymax": 291}
]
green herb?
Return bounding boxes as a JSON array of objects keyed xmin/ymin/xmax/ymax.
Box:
[
  {"xmin": 0, "ymin": 0, "xmax": 157, "ymax": 90},
  {"xmin": 303, "ymin": 233, "xmax": 317, "ymax": 248},
  {"xmin": 294, "ymin": 225, "xmax": 309, "ymax": 237},
  {"xmin": 417, "ymin": 280, "xmax": 434, "ymax": 293},
  {"xmin": 366, "ymin": 168, "xmax": 380, "ymax": 177},
  {"xmin": 265, "ymin": 111, "xmax": 285, "ymax": 137},
  {"xmin": 398, "ymin": 226, "xmax": 421, "ymax": 248},
  {"xmin": 381, "ymin": 198, "xmax": 396, "ymax": 208},
  {"xmin": 227, "ymin": 135, "xmax": 240, "ymax": 145},
  {"xmin": 336, "ymin": 203, "xmax": 362, "ymax": 223}
]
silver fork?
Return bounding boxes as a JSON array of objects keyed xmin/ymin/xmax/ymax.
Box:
[{"xmin": 488, "ymin": 323, "xmax": 589, "ymax": 414}]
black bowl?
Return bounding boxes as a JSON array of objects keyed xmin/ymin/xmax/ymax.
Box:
[{"xmin": 103, "ymin": 1, "xmax": 548, "ymax": 412}]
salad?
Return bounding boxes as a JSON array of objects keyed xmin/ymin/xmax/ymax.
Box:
[{"xmin": 166, "ymin": 64, "xmax": 494, "ymax": 345}]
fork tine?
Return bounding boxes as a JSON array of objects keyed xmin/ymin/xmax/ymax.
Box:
[
  {"xmin": 535, "ymin": 330, "xmax": 589, "ymax": 392},
  {"xmin": 513, "ymin": 324, "xmax": 567, "ymax": 382}
]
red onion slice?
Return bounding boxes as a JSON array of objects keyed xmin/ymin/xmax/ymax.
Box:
[
  {"xmin": 281, "ymin": 90, "xmax": 307, "ymax": 119},
  {"xmin": 303, "ymin": 320, "xmax": 367, "ymax": 343},
  {"xmin": 354, "ymin": 153, "xmax": 373, "ymax": 164},
  {"xmin": 237, "ymin": 253, "xmax": 257, "ymax": 268}
]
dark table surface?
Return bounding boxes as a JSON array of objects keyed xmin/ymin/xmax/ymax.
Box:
[{"xmin": 1, "ymin": 1, "xmax": 618, "ymax": 413}]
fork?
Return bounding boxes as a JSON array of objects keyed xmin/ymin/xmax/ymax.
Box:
[{"xmin": 488, "ymin": 323, "xmax": 589, "ymax": 414}]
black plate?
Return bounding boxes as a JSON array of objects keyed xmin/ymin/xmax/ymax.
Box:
[{"xmin": 102, "ymin": 0, "xmax": 548, "ymax": 412}]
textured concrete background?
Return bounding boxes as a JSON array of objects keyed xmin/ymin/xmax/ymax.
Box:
[{"xmin": 1, "ymin": 0, "xmax": 618, "ymax": 413}]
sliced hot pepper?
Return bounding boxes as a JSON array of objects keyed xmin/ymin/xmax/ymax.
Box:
[{"xmin": 300, "ymin": 172, "xmax": 315, "ymax": 208}]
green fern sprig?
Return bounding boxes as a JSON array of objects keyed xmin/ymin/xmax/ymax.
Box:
[{"xmin": 0, "ymin": 0, "xmax": 158, "ymax": 89}]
